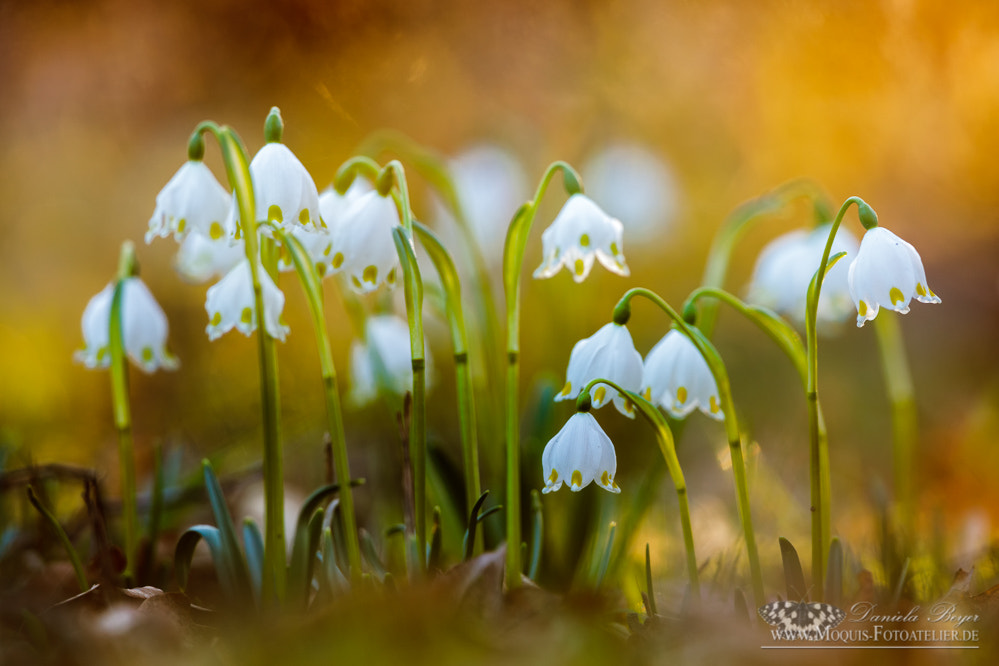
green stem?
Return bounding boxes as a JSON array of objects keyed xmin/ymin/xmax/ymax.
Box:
[
  {"xmin": 355, "ymin": 132, "xmax": 503, "ymax": 462},
  {"xmin": 109, "ymin": 241, "xmax": 137, "ymax": 584},
  {"xmin": 392, "ymin": 227, "xmax": 426, "ymax": 569},
  {"xmin": 617, "ymin": 287, "xmax": 764, "ymax": 605},
  {"xmin": 412, "ymin": 222, "xmax": 482, "ymax": 540},
  {"xmin": 686, "ymin": 285, "xmax": 834, "ymax": 597},
  {"xmin": 273, "ymin": 227, "xmax": 363, "ymax": 580},
  {"xmin": 698, "ymin": 179, "xmax": 833, "ymax": 338},
  {"xmin": 27, "ymin": 488, "xmax": 89, "ymax": 592},
  {"xmin": 581, "ymin": 378, "xmax": 700, "ymax": 600},
  {"xmin": 502, "ymin": 161, "xmax": 583, "ymax": 588},
  {"xmin": 205, "ymin": 123, "xmax": 286, "ymax": 603},
  {"xmin": 872, "ymin": 313, "xmax": 917, "ymax": 539},
  {"xmin": 804, "ymin": 196, "xmax": 869, "ymax": 598}
]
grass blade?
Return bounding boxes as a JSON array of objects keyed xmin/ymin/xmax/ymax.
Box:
[{"xmin": 778, "ymin": 536, "xmax": 807, "ymax": 600}]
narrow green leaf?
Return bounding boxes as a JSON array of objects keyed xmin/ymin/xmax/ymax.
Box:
[
  {"xmin": 242, "ymin": 518, "xmax": 265, "ymax": 604},
  {"xmin": 428, "ymin": 506, "xmax": 443, "ymax": 572},
  {"xmin": 359, "ymin": 528, "xmax": 387, "ymax": 581},
  {"xmin": 200, "ymin": 460, "xmax": 251, "ymax": 596},
  {"xmin": 528, "ymin": 490, "xmax": 543, "ymax": 581},
  {"xmin": 462, "ymin": 491, "xmax": 490, "ymax": 561},
  {"xmin": 594, "ymin": 522, "xmax": 617, "ymax": 588},
  {"xmin": 26, "ymin": 487, "xmax": 88, "ymax": 593},
  {"xmin": 288, "ymin": 507, "xmax": 325, "ymax": 607},
  {"xmin": 321, "ymin": 526, "xmax": 349, "ymax": 597},
  {"xmin": 825, "ymin": 537, "xmax": 843, "ymax": 607},
  {"xmin": 778, "ymin": 536, "xmax": 807, "ymax": 601},
  {"xmin": 174, "ymin": 525, "xmax": 235, "ymax": 599},
  {"xmin": 645, "ymin": 543, "xmax": 657, "ymax": 616}
]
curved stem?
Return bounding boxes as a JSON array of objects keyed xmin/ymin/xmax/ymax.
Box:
[
  {"xmin": 804, "ymin": 196, "xmax": 866, "ymax": 598},
  {"xmin": 502, "ymin": 160, "xmax": 583, "ymax": 588},
  {"xmin": 273, "ymin": 227, "xmax": 363, "ymax": 580},
  {"xmin": 617, "ymin": 287, "xmax": 764, "ymax": 605},
  {"xmin": 215, "ymin": 126, "xmax": 286, "ymax": 603},
  {"xmin": 698, "ymin": 179, "xmax": 833, "ymax": 338},
  {"xmin": 687, "ymin": 285, "xmax": 836, "ymax": 597},
  {"xmin": 109, "ymin": 242, "xmax": 137, "ymax": 584},
  {"xmin": 412, "ymin": 222, "xmax": 482, "ymax": 543},
  {"xmin": 581, "ymin": 378, "xmax": 699, "ymax": 600},
  {"xmin": 873, "ymin": 313, "xmax": 917, "ymax": 539},
  {"xmin": 392, "ymin": 226, "xmax": 426, "ymax": 571}
]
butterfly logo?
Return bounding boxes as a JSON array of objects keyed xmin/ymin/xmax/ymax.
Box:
[{"xmin": 758, "ymin": 599, "xmax": 846, "ymax": 640}]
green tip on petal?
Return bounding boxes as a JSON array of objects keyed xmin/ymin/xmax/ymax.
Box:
[{"xmin": 264, "ymin": 106, "xmax": 284, "ymax": 143}]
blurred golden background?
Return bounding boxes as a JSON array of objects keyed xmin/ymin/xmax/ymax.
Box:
[{"xmin": 2, "ymin": 0, "xmax": 998, "ymax": 583}]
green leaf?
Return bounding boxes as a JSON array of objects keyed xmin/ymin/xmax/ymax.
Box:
[
  {"xmin": 462, "ymin": 491, "xmax": 490, "ymax": 562},
  {"xmin": 359, "ymin": 528, "xmax": 388, "ymax": 581},
  {"xmin": 778, "ymin": 536, "xmax": 807, "ymax": 601},
  {"xmin": 288, "ymin": 507, "xmax": 325, "ymax": 607},
  {"xmin": 200, "ymin": 460, "xmax": 251, "ymax": 599},
  {"xmin": 428, "ymin": 506, "xmax": 443, "ymax": 572},
  {"xmin": 320, "ymin": 526, "xmax": 349, "ymax": 597},
  {"xmin": 242, "ymin": 518, "xmax": 265, "ymax": 604},
  {"xmin": 174, "ymin": 525, "xmax": 233, "ymax": 598},
  {"xmin": 825, "ymin": 537, "xmax": 843, "ymax": 607},
  {"xmin": 528, "ymin": 489, "xmax": 543, "ymax": 581}
]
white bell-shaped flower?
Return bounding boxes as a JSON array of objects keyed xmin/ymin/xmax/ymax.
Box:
[
  {"xmin": 533, "ymin": 193, "xmax": 629, "ymax": 283},
  {"xmin": 329, "ymin": 190, "xmax": 403, "ymax": 294},
  {"xmin": 542, "ymin": 411, "xmax": 620, "ymax": 494},
  {"xmin": 146, "ymin": 160, "xmax": 231, "ymax": 243},
  {"xmin": 641, "ymin": 329, "xmax": 723, "ymax": 421},
  {"xmin": 348, "ymin": 314, "xmax": 432, "ymax": 407},
  {"xmin": 747, "ymin": 224, "xmax": 859, "ymax": 326},
  {"xmin": 205, "ymin": 259, "xmax": 289, "ymax": 341},
  {"xmin": 277, "ymin": 226, "xmax": 336, "ymax": 277},
  {"xmin": 75, "ymin": 278, "xmax": 178, "ymax": 373},
  {"xmin": 555, "ymin": 322, "xmax": 643, "ymax": 418},
  {"xmin": 848, "ymin": 226, "xmax": 941, "ymax": 327},
  {"xmin": 227, "ymin": 142, "xmax": 321, "ymax": 237},
  {"xmin": 319, "ymin": 181, "xmax": 372, "ymax": 233},
  {"xmin": 174, "ymin": 232, "xmax": 245, "ymax": 284}
]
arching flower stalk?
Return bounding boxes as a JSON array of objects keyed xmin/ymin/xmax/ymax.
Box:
[{"xmin": 502, "ymin": 161, "xmax": 628, "ymax": 587}]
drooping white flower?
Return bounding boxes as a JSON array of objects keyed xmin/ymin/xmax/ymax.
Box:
[
  {"xmin": 276, "ymin": 226, "xmax": 336, "ymax": 277},
  {"xmin": 847, "ymin": 226, "xmax": 941, "ymax": 327},
  {"xmin": 146, "ymin": 160, "xmax": 231, "ymax": 243},
  {"xmin": 348, "ymin": 314, "xmax": 432, "ymax": 407},
  {"xmin": 205, "ymin": 259, "xmax": 289, "ymax": 341},
  {"xmin": 747, "ymin": 224, "xmax": 859, "ymax": 327},
  {"xmin": 542, "ymin": 411, "xmax": 620, "ymax": 494},
  {"xmin": 582, "ymin": 142, "xmax": 678, "ymax": 239},
  {"xmin": 533, "ymin": 193, "xmax": 629, "ymax": 283},
  {"xmin": 641, "ymin": 329, "xmax": 722, "ymax": 421},
  {"xmin": 555, "ymin": 322, "xmax": 643, "ymax": 418},
  {"xmin": 75, "ymin": 278, "xmax": 178, "ymax": 373},
  {"xmin": 329, "ymin": 190, "xmax": 403, "ymax": 294},
  {"xmin": 433, "ymin": 144, "xmax": 529, "ymax": 254},
  {"xmin": 319, "ymin": 180, "xmax": 373, "ymax": 234},
  {"xmin": 227, "ymin": 142, "xmax": 322, "ymax": 237},
  {"xmin": 174, "ymin": 232, "xmax": 245, "ymax": 284}
]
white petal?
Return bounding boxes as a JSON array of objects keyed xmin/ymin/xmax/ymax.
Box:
[
  {"xmin": 556, "ymin": 323, "xmax": 643, "ymax": 416},
  {"xmin": 848, "ymin": 227, "xmax": 938, "ymax": 327},
  {"xmin": 330, "ymin": 191, "xmax": 403, "ymax": 294},
  {"xmin": 121, "ymin": 279, "xmax": 178, "ymax": 373},
  {"xmin": 147, "ymin": 161, "xmax": 231, "ymax": 243},
  {"xmin": 205, "ymin": 260, "xmax": 288, "ymax": 341},
  {"xmin": 540, "ymin": 412, "xmax": 619, "ymax": 494},
  {"xmin": 75, "ymin": 283, "xmax": 114, "ymax": 369},
  {"xmin": 532, "ymin": 194, "xmax": 629, "ymax": 282}
]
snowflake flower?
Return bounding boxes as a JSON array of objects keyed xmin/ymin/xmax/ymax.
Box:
[
  {"xmin": 641, "ymin": 329, "xmax": 722, "ymax": 421},
  {"xmin": 533, "ymin": 194, "xmax": 629, "ymax": 282},
  {"xmin": 847, "ymin": 226, "xmax": 941, "ymax": 327},
  {"xmin": 75, "ymin": 278, "xmax": 178, "ymax": 373},
  {"xmin": 555, "ymin": 322, "xmax": 643, "ymax": 418},
  {"xmin": 542, "ymin": 412, "xmax": 620, "ymax": 494}
]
